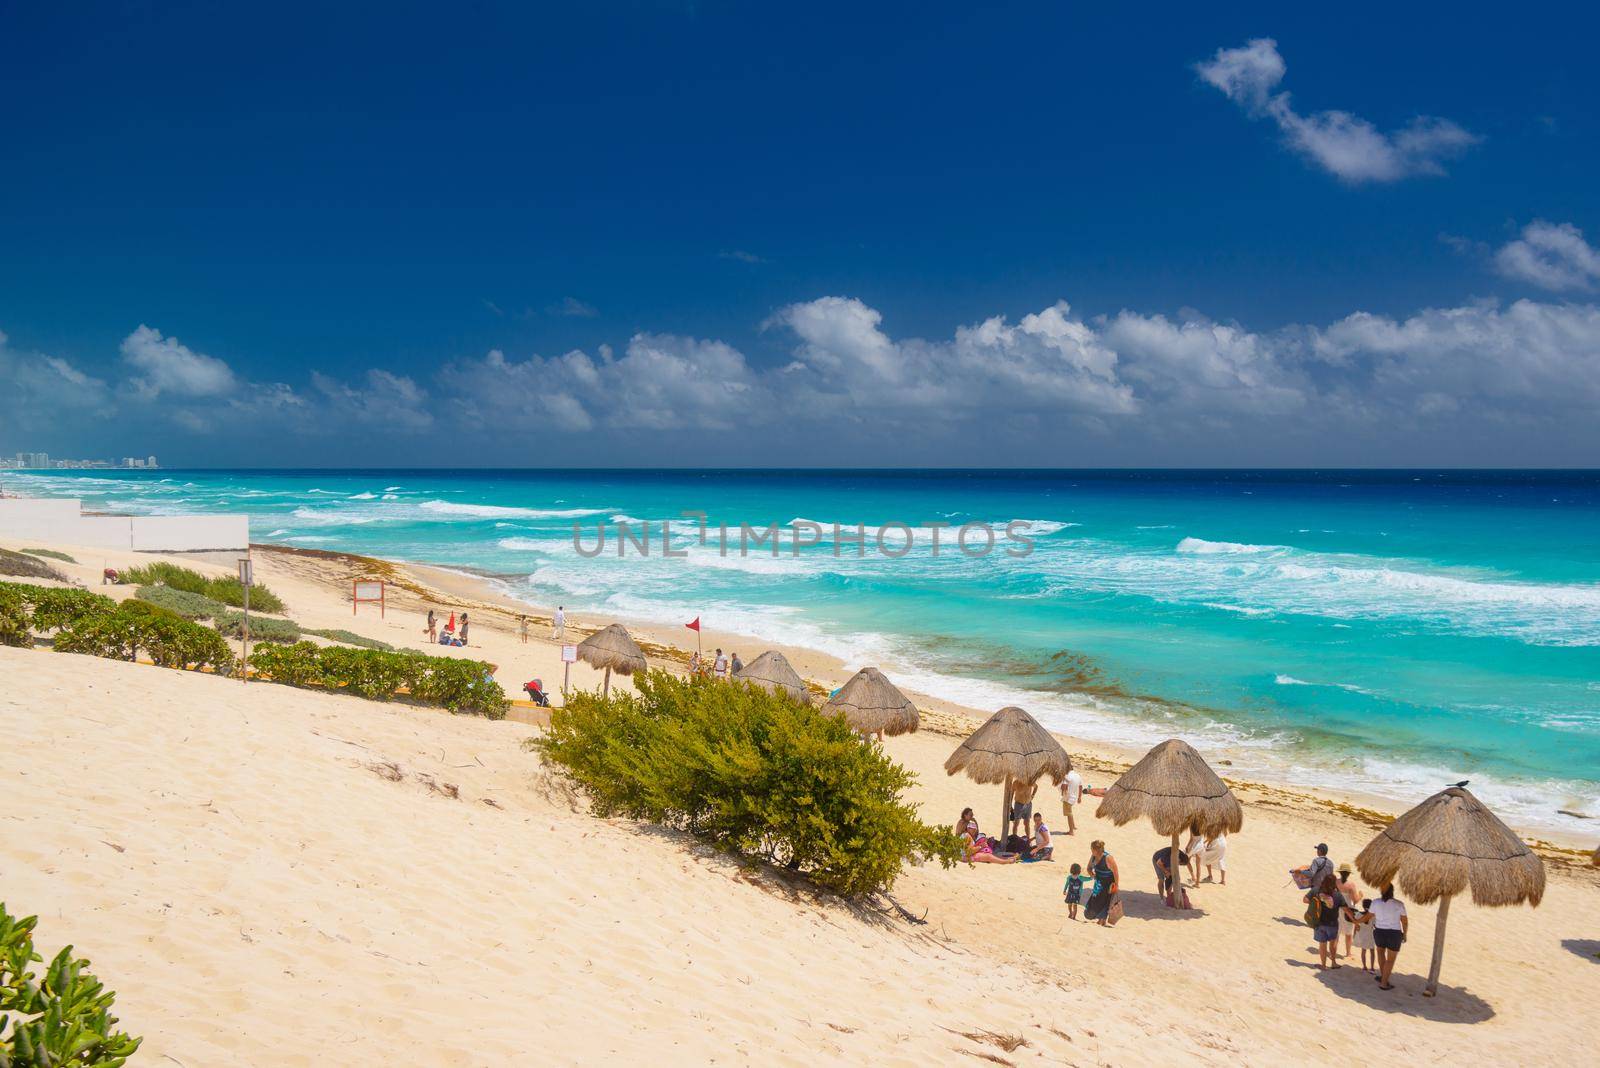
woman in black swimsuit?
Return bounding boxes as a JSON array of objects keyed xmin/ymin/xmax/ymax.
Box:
[{"xmin": 1084, "ymin": 839, "xmax": 1120, "ymax": 925}]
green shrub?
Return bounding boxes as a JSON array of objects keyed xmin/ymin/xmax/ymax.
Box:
[
  {"xmin": 18, "ymin": 547, "xmax": 76, "ymax": 563},
  {"xmin": 304, "ymin": 628, "xmax": 393, "ymax": 651},
  {"xmin": 1, "ymin": 902, "xmax": 141, "ymax": 1066},
  {"xmin": 534, "ymin": 671, "xmax": 963, "ymax": 897},
  {"xmin": 55, "ymin": 600, "xmax": 236, "ymax": 675},
  {"xmin": 135, "ymin": 583, "xmax": 228, "ymax": 620},
  {"xmin": 0, "ymin": 584, "xmax": 32, "ymax": 648},
  {"xmin": 246, "ymin": 641, "xmax": 326, "ymax": 687},
  {"xmin": 118, "ymin": 561, "xmax": 285, "ymax": 613},
  {"xmin": 25, "ymin": 588, "xmax": 115, "ymax": 632},
  {"xmin": 0, "ymin": 549, "xmax": 67, "ymax": 582},
  {"xmin": 212, "ymin": 610, "xmax": 301, "ymax": 643},
  {"xmin": 246, "ymin": 643, "xmax": 505, "ymax": 717}
]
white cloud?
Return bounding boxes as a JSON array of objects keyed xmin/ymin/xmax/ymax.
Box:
[
  {"xmin": 1197, "ymin": 38, "xmax": 1478, "ymax": 183},
  {"xmin": 549, "ymin": 296, "xmax": 598, "ymax": 318},
  {"xmin": 120, "ymin": 324, "xmax": 238, "ymax": 398},
  {"xmin": 0, "ymin": 331, "xmax": 112, "ymax": 431},
  {"xmin": 1494, "ymin": 221, "xmax": 1600, "ymax": 292},
  {"xmin": 312, "ymin": 369, "xmax": 433, "ymax": 431}
]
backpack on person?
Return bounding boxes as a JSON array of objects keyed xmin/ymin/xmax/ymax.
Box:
[{"xmin": 1303, "ymin": 897, "xmax": 1321, "ymax": 928}]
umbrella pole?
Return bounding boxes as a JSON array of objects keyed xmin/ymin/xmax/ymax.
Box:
[
  {"xmin": 1424, "ymin": 894, "xmax": 1451, "ymax": 996},
  {"xmin": 1169, "ymin": 832, "xmax": 1182, "ymax": 907},
  {"xmin": 1001, "ymin": 774, "xmax": 1012, "ymax": 847},
  {"xmin": 603, "ymin": 666, "xmax": 611, "ymax": 699}
]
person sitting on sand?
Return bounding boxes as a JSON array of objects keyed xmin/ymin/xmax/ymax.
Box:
[
  {"xmin": 1304, "ymin": 873, "xmax": 1353, "ymax": 970},
  {"xmin": 1030, "ymin": 812, "xmax": 1054, "ymax": 861},
  {"xmin": 1009, "ymin": 777, "xmax": 1038, "ymax": 840},
  {"xmin": 960, "ymin": 823, "xmax": 1018, "ymax": 865},
  {"xmin": 1368, "ymin": 884, "xmax": 1408, "ymax": 990},
  {"xmin": 1084, "ymin": 840, "xmax": 1120, "ymax": 926}
]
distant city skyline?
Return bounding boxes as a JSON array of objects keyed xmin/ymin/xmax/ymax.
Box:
[
  {"xmin": 2, "ymin": 452, "xmax": 157, "ymax": 471},
  {"xmin": 2, "ymin": 4, "xmax": 1598, "ymax": 467}
]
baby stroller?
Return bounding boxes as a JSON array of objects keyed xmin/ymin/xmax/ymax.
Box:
[{"xmin": 523, "ymin": 679, "xmax": 550, "ymax": 708}]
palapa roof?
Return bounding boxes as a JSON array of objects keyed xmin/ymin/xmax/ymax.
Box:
[
  {"xmin": 734, "ymin": 650, "xmax": 808, "ymax": 702},
  {"xmin": 1354, "ymin": 786, "xmax": 1545, "ymax": 907},
  {"xmin": 823, "ymin": 666, "xmax": 919, "ymax": 736},
  {"xmin": 944, "ymin": 706, "xmax": 1070, "ymax": 785},
  {"xmin": 1095, "ymin": 738, "xmax": 1243, "ymax": 838},
  {"xmin": 575, "ymin": 623, "xmax": 647, "ymax": 675}
]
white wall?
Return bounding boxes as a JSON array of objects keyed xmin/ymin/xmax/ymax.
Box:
[{"xmin": 0, "ymin": 499, "xmax": 249, "ymax": 552}]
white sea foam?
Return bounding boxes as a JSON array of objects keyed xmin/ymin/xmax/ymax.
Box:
[
  {"xmin": 497, "ymin": 537, "xmax": 552, "ymax": 552},
  {"xmin": 381, "ymin": 494, "xmax": 399, "ymax": 500},
  {"xmin": 384, "ymin": 485, "xmax": 402, "ymax": 492},
  {"xmin": 1177, "ymin": 536, "xmax": 1287, "ymax": 555},
  {"xmin": 266, "ymin": 528, "xmax": 291, "ymax": 537},
  {"xmin": 349, "ymin": 492, "xmax": 377, "ymax": 500},
  {"xmin": 419, "ymin": 500, "xmax": 609, "ymax": 519}
]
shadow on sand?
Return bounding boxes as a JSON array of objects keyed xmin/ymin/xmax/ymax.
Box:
[
  {"xmin": 1118, "ymin": 889, "xmax": 1207, "ymax": 921},
  {"xmin": 1560, "ymin": 938, "xmax": 1600, "ymax": 962},
  {"xmin": 1283, "ymin": 958, "xmax": 1494, "ymax": 1023}
]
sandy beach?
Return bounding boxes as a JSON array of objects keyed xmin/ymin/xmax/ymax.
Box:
[{"xmin": 3, "ymin": 536, "xmax": 1598, "ymax": 1065}]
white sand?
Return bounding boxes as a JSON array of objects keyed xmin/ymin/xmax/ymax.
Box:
[{"xmin": 3, "ymin": 538, "xmax": 1598, "ymax": 1064}]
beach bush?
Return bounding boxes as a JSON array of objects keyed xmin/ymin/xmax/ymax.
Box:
[
  {"xmin": 18, "ymin": 547, "xmax": 76, "ymax": 563},
  {"xmin": 54, "ymin": 600, "xmax": 237, "ymax": 675},
  {"xmin": 1, "ymin": 902, "xmax": 142, "ymax": 1067},
  {"xmin": 135, "ymin": 583, "xmax": 229, "ymax": 620},
  {"xmin": 212, "ymin": 610, "xmax": 301, "ymax": 643},
  {"xmin": 535, "ymin": 671, "xmax": 963, "ymax": 896},
  {"xmin": 118, "ymin": 561, "xmax": 286, "ymax": 613},
  {"xmin": 304, "ymin": 627, "xmax": 393, "ymax": 651},
  {"xmin": 24, "ymin": 588, "xmax": 115, "ymax": 632},
  {"xmin": 0, "ymin": 549, "xmax": 68, "ymax": 583},
  {"xmin": 0, "ymin": 584, "xmax": 32, "ymax": 648},
  {"xmin": 246, "ymin": 643, "xmax": 506, "ymax": 717}
]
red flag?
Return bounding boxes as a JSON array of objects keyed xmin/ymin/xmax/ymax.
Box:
[
  {"xmin": 447, "ymin": 611, "xmax": 456, "ymax": 631},
  {"xmin": 685, "ymin": 616, "xmax": 701, "ymax": 632}
]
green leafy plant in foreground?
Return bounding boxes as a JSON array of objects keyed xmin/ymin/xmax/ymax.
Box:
[
  {"xmin": 247, "ymin": 642, "xmax": 506, "ymax": 717},
  {"xmin": 534, "ymin": 671, "xmax": 963, "ymax": 897},
  {"xmin": 0, "ymin": 585, "xmax": 31, "ymax": 649},
  {"xmin": 23, "ymin": 589, "xmax": 115, "ymax": 633},
  {"xmin": 132, "ymin": 584, "xmax": 227, "ymax": 621},
  {"xmin": 54, "ymin": 600, "xmax": 236, "ymax": 675},
  {"xmin": 0, "ymin": 902, "xmax": 141, "ymax": 1067}
]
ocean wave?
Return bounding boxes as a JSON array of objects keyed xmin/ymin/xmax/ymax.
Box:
[
  {"xmin": 419, "ymin": 500, "xmax": 609, "ymax": 519},
  {"xmin": 266, "ymin": 528, "xmax": 291, "ymax": 537},
  {"xmin": 349, "ymin": 492, "xmax": 377, "ymax": 500},
  {"xmin": 384, "ymin": 485, "xmax": 402, "ymax": 491},
  {"xmin": 381, "ymin": 493, "xmax": 399, "ymax": 500},
  {"xmin": 1177, "ymin": 536, "xmax": 1288, "ymax": 555},
  {"xmin": 286, "ymin": 535, "xmax": 333, "ymax": 543},
  {"xmin": 497, "ymin": 537, "xmax": 554, "ymax": 552}
]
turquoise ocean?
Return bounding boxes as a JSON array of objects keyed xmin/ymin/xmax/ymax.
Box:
[{"xmin": 9, "ymin": 468, "xmax": 1599, "ymax": 834}]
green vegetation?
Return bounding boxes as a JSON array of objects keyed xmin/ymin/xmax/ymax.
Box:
[
  {"xmin": 18, "ymin": 548, "xmax": 76, "ymax": 564},
  {"xmin": 304, "ymin": 628, "xmax": 393, "ymax": 651},
  {"xmin": 118, "ymin": 561, "xmax": 285, "ymax": 613},
  {"xmin": 1, "ymin": 902, "xmax": 142, "ymax": 1066},
  {"xmin": 24, "ymin": 589, "xmax": 115, "ymax": 632},
  {"xmin": 247, "ymin": 642, "xmax": 506, "ymax": 717},
  {"xmin": 533, "ymin": 671, "xmax": 963, "ymax": 897},
  {"xmin": 211, "ymin": 610, "xmax": 301, "ymax": 644},
  {"xmin": 55, "ymin": 600, "xmax": 236, "ymax": 675},
  {"xmin": 0, "ymin": 550, "xmax": 68, "ymax": 583},
  {"xmin": 0, "ymin": 585, "xmax": 31, "ymax": 648},
  {"xmin": 133, "ymin": 584, "xmax": 228, "ymax": 621}
]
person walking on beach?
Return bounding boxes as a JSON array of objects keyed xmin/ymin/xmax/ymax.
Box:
[
  {"xmin": 1335, "ymin": 864, "xmax": 1361, "ymax": 960},
  {"xmin": 713, "ymin": 648, "xmax": 728, "ymax": 680},
  {"xmin": 552, "ymin": 606, "xmax": 565, "ymax": 641},
  {"xmin": 425, "ymin": 610, "xmax": 437, "ymax": 643},
  {"xmin": 1368, "ymin": 884, "xmax": 1408, "ymax": 990},
  {"xmin": 518, "ymin": 615, "xmax": 529, "ymax": 644},
  {"xmin": 1084, "ymin": 840, "xmax": 1120, "ymax": 926},
  {"xmin": 1292, "ymin": 843, "xmax": 1333, "ymax": 890},
  {"xmin": 730, "ymin": 651, "xmax": 743, "ymax": 677},
  {"xmin": 1009, "ymin": 777, "xmax": 1038, "ymax": 841},
  {"xmin": 1063, "ymin": 863, "xmax": 1090, "ymax": 919},
  {"xmin": 1060, "ymin": 766, "xmax": 1083, "ymax": 835},
  {"xmin": 458, "ymin": 612, "xmax": 470, "ymax": 645},
  {"xmin": 1304, "ymin": 873, "xmax": 1353, "ymax": 970},
  {"xmin": 1352, "ymin": 898, "xmax": 1378, "ymax": 972}
]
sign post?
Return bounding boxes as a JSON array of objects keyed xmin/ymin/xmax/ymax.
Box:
[
  {"xmin": 352, "ymin": 579, "xmax": 386, "ymax": 617},
  {"xmin": 237, "ymin": 555, "xmax": 253, "ymax": 684},
  {"xmin": 561, "ymin": 642, "xmax": 578, "ymax": 697}
]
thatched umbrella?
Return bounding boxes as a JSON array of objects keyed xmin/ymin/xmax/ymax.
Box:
[
  {"xmin": 1095, "ymin": 739, "xmax": 1243, "ymax": 909},
  {"xmin": 576, "ymin": 623, "xmax": 646, "ymax": 698},
  {"xmin": 945, "ymin": 706, "xmax": 1071, "ymax": 842},
  {"xmin": 734, "ymin": 650, "xmax": 808, "ymax": 702},
  {"xmin": 824, "ymin": 666, "xmax": 919, "ymax": 737},
  {"xmin": 1354, "ymin": 785, "xmax": 1545, "ymax": 996}
]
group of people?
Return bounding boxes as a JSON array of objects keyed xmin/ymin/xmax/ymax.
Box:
[
  {"xmin": 424, "ymin": 609, "xmax": 469, "ymax": 646},
  {"xmin": 1293, "ymin": 843, "xmax": 1410, "ymax": 989},
  {"xmin": 687, "ymin": 647, "xmax": 742, "ymax": 680}
]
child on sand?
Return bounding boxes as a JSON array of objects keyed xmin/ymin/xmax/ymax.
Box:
[
  {"xmin": 1353, "ymin": 898, "xmax": 1378, "ymax": 972},
  {"xmin": 1063, "ymin": 863, "xmax": 1090, "ymax": 919}
]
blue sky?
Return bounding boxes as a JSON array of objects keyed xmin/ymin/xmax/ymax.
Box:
[{"xmin": 2, "ymin": 1, "xmax": 1598, "ymax": 466}]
